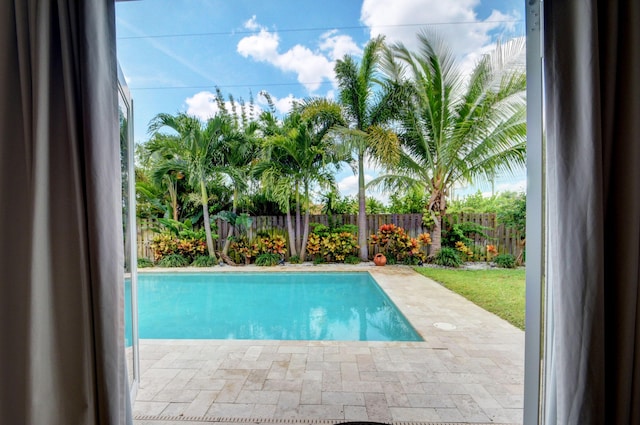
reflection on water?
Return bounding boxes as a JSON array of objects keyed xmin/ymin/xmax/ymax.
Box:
[{"xmin": 126, "ymin": 272, "xmax": 422, "ymax": 342}]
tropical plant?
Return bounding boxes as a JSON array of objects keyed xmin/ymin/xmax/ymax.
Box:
[
  {"xmin": 334, "ymin": 35, "xmax": 403, "ymax": 260},
  {"xmin": 137, "ymin": 258, "xmax": 154, "ymax": 268},
  {"xmin": 494, "ymin": 253, "xmax": 517, "ymax": 268},
  {"xmin": 157, "ymin": 253, "xmax": 190, "ymax": 268},
  {"xmin": 254, "ymin": 98, "xmax": 346, "ymax": 260},
  {"xmin": 372, "ymin": 32, "xmax": 527, "ymax": 253},
  {"xmin": 191, "ymin": 255, "xmax": 217, "ymax": 267},
  {"xmin": 432, "ymin": 246, "xmax": 463, "ymax": 267},
  {"xmin": 368, "ymin": 224, "xmax": 430, "ymax": 263},
  {"xmin": 255, "ymin": 252, "xmax": 281, "ymax": 267},
  {"xmin": 148, "ymin": 112, "xmax": 241, "ymax": 261}
]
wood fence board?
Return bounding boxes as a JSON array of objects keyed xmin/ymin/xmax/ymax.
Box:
[{"xmin": 137, "ymin": 212, "xmax": 523, "ymax": 260}]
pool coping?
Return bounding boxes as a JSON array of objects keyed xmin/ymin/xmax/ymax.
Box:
[{"xmin": 132, "ymin": 264, "xmax": 524, "ymax": 424}]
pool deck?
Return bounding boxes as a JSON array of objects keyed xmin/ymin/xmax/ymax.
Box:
[{"xmin": 132, "ymin": 264, "xmax": 524, "ymax": 425}]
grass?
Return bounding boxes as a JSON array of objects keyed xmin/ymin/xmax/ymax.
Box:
[{"xmin": 414, "ymin": 267, "xmax": 526, "ymax": 330}]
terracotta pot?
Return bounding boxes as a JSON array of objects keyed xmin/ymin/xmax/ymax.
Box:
[{"xmin": 373, "ymin": 253, "xmax": 387, "ymax": 266}]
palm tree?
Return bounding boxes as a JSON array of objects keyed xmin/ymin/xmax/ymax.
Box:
[
  {"xmin": 255, "ymin": 98, "xmax": 345, "ymax": 260},
  {"xmin": 142, "ymin": 133, "xmax": 188, "ymax": 221},
  {"xmin": 334, "ymin": 35, "xmax": 403, "ymax": 261},
  {"xmin": 216, "ymin": 120, "xmax": 259, "ymax": 255},
  {"xmin": 373, "ymin": 33, "xmax": 527, "ymax": 253},
  {"xmin": 148, "ymin": 113, "xmax": 236, "ymax": 261}
]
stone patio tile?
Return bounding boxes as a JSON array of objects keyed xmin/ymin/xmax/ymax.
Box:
[
  {"xmin": 152, "ymin": 388, "xmax": 200, "ymax": 403},
  {"xmin": 205, "ymin": 402, "xmax": 253, "ymax": 418},
  {"xmin": 344, "ymin": 405, "xmax": 368, "ymax": 421},
  {"xmin": 389, "ymin": 407, "xmax": 441, "ymax": 421},
  {"xmin": 322, "ymin": 391, "xmax": 365, "ymax": 406},
  {"xmin": 133, "ymin": 401, "xmax": 169, "ymax": 416},
  {"xmin": 183, "ymin": 391, "xmax": 218, "ymax": 417},
  {"xmin": 184, "ymin": 377, "xmax": 226, "ymax": 391},
  {"xmin": 342, "ymin": 380, "xmax": 383, "ymax": 393},
  {"xmin": 243, "ymin": 369, "xmax": 268, "ymax": 390},
  {"xmin": 263, "ymin": 378, "xmax": 303, "ymax": 391},
  {"xmin": 294, "ymin": 404, "xmax": 345, "ymax": 420},
  {"xmin": 236, "ymin": 389, "xmax": 280, "ymax": 404},
  {"xmin": 215, "ymin": 380, "xmax": 244, "ymax": 403},
  {"xmin": 364, "ymin": 392, "xmax": 392, "ymax": 422},
  {"xmin": 213, "ymin": 369, "xmax": 250, "ymax": 380},
  {"xmin": 275, "ymin": 391, "xmax": 300, "ymax": 417},
  {"xmin": 451, "ymin": 394, "xmax": 492, "ymax": 422},
  {"xmin": 251, "ymin": 403, "xmax": 277, "ymax": 418},
  {"xmin": 434, "ymin": 407, "xmax": 466, "ymax": 422},
  {"xmin": 300, "ymin": 379, "xmax": 322, "ymax": 404},
  {"xmin": 406, "ymin": 393, "xmax": 456, "ymax": 408},
  {"xmin": 160, "ymin": 402, "xmax": 189, "ymax": 416}
]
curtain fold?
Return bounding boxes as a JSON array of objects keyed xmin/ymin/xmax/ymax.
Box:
[
  {"xmin": 544, "ymin": 1, "xmax": 640, "ymax": 424},
  {"xmin": 0, "ymin": 1, "xmax": 132, "ymax": 424}
]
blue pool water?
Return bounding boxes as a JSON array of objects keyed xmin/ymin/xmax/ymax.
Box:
[{"xmin": 125, "ymin": 272, "xmax": 422, "ymax": 342}]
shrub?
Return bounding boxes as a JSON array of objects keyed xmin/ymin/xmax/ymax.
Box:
[
  {"xmin": 494, "ymin": 253, "xmax": 516, "ymax": 268},
  {"xmin": 288, "ymin": 255, "xmax": 302, "ymax": 264},
  {"xmin": 230, "ymin": 238, "xmax": 260, "ymax": 264},
  {"xmin": 313, "ymin": 256, "xmax": 326, "ymax": 265},
  {"xmin": 255, "ymin": 252, "xmax": 280, "ymax": 267},
  {"xmin": 191, "ymin": 255, "xmax": 217, "ymax": 267},
  {"xmin": 157, "ymin": 253, "xmax": 189, "ymax": 268},
  {"xmin": 369, "ymin": 224, "xmax": 430, "ymax": 263},
  {"xmin": 137, "ymin": 258, "xmax": 154, "ymax": 268},
  {"xmin": 305, "ymin": 231, "xmax": 359, "ymax": 263},
  {"xmin": 442, "ymin": 221, "xmax": 490, "ymax": 247},
  {"xmin": 344, "ymin": 255, "xmax": 360, "ymax": 264},
  {"xmin": 433, "ymin": 247, "xmax": 463, "ymax": 268},
  {"xmin": 150, "ymin": 232, "xmax": 207, "ymax": 263}
]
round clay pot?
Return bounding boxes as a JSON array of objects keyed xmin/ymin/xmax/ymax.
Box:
[{"xmin": 373, "ymin": 253, "xmax": 387, "ymax": 266}]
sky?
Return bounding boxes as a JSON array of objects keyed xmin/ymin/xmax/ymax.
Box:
[{"xmin": 115, "ymin": 0, "xmax": 526, "ymax": 201}]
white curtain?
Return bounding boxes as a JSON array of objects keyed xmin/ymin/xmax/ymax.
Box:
[
  {"xmin": 0, "ymin": 1, "xmax": 132, "ymax": 424},
  {"xmin": 544, "ymin": 1, "xmax": 640, "ymax": 423}
]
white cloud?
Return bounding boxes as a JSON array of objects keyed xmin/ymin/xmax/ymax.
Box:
[
  {"xmin": 243, "ymin": 15, "xmax": 261, "ymax": 31},
  {"xmin": 185, "ymin": 91, "xmax": 262, "ymax": 121},
  {"xmin": 319, "ymin": 30, "xmax": 363, "ymax": 61},
  {"xmin": 237, "ymin": 17, "xmax": 360, "ymax": 93},
  {"xmin": 360, "ymin": 0, "xmax": 520, "ymax": 70},
  {"xmin": 185, "ymin": 91, "xmax": 219, "ymax": 120}
]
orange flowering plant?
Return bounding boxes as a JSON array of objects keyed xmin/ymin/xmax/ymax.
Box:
[{"xmin": 369, "ymin": 223, "xmax": 431, "ymax": 264}]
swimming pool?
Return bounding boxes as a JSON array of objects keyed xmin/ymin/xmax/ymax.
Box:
[{"xmin": 126, "ymin": 272, "xmax": 422, "ymax": 342}]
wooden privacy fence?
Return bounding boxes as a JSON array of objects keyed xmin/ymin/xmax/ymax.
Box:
[{"xmin": 137, "ymin": 213, "xmax": 523, "ymax": 260}]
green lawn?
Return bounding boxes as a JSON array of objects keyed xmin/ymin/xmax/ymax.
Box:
[{"xmin": 414, "ymin": 267, "xmax": 526, "ymax": 330}]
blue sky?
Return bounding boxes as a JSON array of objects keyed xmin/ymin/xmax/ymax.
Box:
[{"xmin": 115, "ymin": 0, "xmax": 526, "ymax": 200}]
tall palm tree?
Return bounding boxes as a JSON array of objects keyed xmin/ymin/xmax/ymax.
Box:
[
  {"xmin": 142, "ymin": 133, "xmax": 188, "ymax": 221},
  {"xmin": 148, "ymin": 113, "xmax": 235, "ymax": 261},
  {"xmin": 334, "ymin": 35, "xmax": 403, "ymax": 261},
  {"xmin": 255, "ymin": 98, "xmax": 345, "ymax": 260},
  {"xmin": 216, "ymin": 121, "xmax": 259, "ymax": 255},
  {"xmin": 373, "ymin": 33, "xmax": 527, "ymax": 253}
]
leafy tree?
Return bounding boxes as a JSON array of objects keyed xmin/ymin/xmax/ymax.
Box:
[
  {"xmin": 388, "ymin": 186, "xmax": 430, "ymax": 213},
  {"xmin": 148, "ymin": 113, "xmax": 239, "ymax": 261},
  {"xmin": 372, "ymin": 33, "xmax": 527, "ymax": 253},
  {"xmin": 255, "ymin": 98, "xmax": 345, "ymax": 260},
  {"xmin": 334, "ymin": 35, "xmax": 403, "ymax": 260}
]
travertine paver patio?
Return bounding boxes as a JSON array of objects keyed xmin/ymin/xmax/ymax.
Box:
[{"xmin": 132, "ymin": 264, "xmax": 524, "ymax": 425}]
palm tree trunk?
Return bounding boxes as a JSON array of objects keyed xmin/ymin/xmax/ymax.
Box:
[
  {"xmin": 200, "ymin": 180, "xmax": 218, "ymax": 261},
  {"xmin": 427, "ymin": 188, "xmax": 445, "ymax": 255},
  {"xmin": 357, "ymin": 152, "xmax": 368, "ymax": 260},
  {"xmin": 300, "ymin": 185, "xmax": 311, "ymax": 261},
  {"xmin": 222, "ymin": 187, "xmax": 238, "ymax": 255},
  {"xmin": 430, "ymin": 211, "xmax": 442, "ymax": 254},
  {"xmin": 285, "ymin": 200, "xmax": 297, "ymax": 257},
  {"xmin": 169, "ymin": 180, "xmax": 179, "ymax": 221},
  {"xmin": 295, "ymin": 182, "xmax": 301, "ymax": 255}
]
